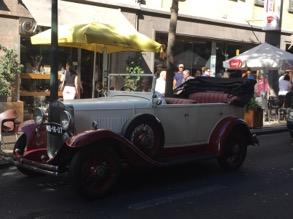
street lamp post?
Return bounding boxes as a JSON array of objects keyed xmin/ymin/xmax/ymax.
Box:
[
  {"xmin": 264, "ymin": 0, "xmax": 284, "ymax": 96},
  {"xmin": 264, "ymin": 0, "xmax": 284, "ymax": 47},
  {"xmin": 50, "ymin": 0, "xmax": 58, "ymax": 101}
]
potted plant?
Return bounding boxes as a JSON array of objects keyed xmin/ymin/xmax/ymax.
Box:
[
  {"xmin": 244, "ymin": 97, "xmax": 263, "ymax": 128},
  {"xmin": 0, "ymin": 45, "xmax": 23, "ymax": 101},
  {"xmin": 124, "ymin": 54, "xmax": 144, "ymax": 91}
]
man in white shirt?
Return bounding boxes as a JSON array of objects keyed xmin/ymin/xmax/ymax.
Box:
[
  {"xmin": 155, "ymin": 70, "xmax": 166, "ymax": 96},
  {"xmin": 278, "ymin": 73, "xmax": 292, "ymax": 107}
]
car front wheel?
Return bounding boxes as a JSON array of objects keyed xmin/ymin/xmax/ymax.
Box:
[{"xmin": 70, "ymin": 147, "xmax": 121, "ymax": 199}]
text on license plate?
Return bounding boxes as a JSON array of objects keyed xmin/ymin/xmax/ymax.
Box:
[{"xmin": 46, "ymin": 125, "xmax": 63, "ymax": 134}]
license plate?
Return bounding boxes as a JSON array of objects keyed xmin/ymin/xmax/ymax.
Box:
[{"xmin": 46, "ymin": 124, "xmax": 63, "ymax": 135}]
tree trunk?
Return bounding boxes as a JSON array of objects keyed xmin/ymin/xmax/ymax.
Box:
[{"xmin": 165, "ymin": 0, "xmax": 179, "ymax": 97}]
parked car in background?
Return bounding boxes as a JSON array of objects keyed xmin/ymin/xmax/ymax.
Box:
[
  {"xmin": 9, "ymin": 74, "xmax": 258, "ymax": 199},
  {"xmin": 287, "ymin": 109, "xmax": 293, "ymax": 137},
  {"xmin": 283, "ymin": 92, "xmax": 293, "ymax": 136}
]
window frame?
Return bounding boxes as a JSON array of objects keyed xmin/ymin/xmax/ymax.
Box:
[
  {"xmin": 254, "ymin": 0, "xmax": 264, "ymax": 7},
  {"xmin": 289, "ymin": 0, "xmax": 293, "ymax": 13}
]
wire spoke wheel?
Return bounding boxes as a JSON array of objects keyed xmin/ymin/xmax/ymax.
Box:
[
  {"xmin": 70, "ymin": 147, "xmax": 120, "ymax": 199},
  {"xmin": 130, "ymin": 124, "xmax": 155, "ymax": 150},
  {"xmin": 218, "ymin": 132, "xmax": 247, "ymax": 171},
  {"xmin": 124, "ymin": 116, "xmax": 163, "ymax": 158}
]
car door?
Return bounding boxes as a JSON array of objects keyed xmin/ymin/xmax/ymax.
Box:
[
  {"xmin": 154, "ymin": 104, "xmax": 189, "ymax": 148},
  {"xmin": 187, "ymin": 103, "xmax": 227, "ymax": 145}
]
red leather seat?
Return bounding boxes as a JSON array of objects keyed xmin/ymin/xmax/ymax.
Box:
[{"xmin": 165, "ymin": 97, "xmax": 196, "ymax": 104}]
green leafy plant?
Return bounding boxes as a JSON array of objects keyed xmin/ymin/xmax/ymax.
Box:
[
  {"xmin": 245, "ymin": 97, "xmax": 261, "ymax": 111},
  {"xmin": 124, "ymin": 54, "xmax": 144, "ymax": 91},
  {"xmin": 0, "ymin": 45, "xmax": 23, "ymax": 99}
]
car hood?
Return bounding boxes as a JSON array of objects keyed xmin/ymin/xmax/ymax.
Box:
[{"xmin": 62, "ymin": 94, "xmax": 153, "ymax": 110}]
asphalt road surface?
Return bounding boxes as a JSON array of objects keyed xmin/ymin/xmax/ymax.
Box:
[{"xmin": 0, "ymin": 132, "xmax": 293, "ymax": 219}]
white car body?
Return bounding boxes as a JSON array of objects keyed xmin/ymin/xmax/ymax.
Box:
[{"xmin": 64, "ymin": 92, "xmax": 243, "ymax": 148}]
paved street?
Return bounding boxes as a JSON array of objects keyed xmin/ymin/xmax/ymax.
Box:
[{"xmin": 0, "ymin": 132, "xmax": 293, "ymax": 219}]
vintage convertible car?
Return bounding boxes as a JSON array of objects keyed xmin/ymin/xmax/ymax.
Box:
[{"xmin": 10, "ymin": 74, "xmax": 258, "ymax": 199}]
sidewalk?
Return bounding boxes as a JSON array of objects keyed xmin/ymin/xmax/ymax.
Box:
[
  {"xmin": 0, "ymin": 139, "xmax": 15, "ymax": 169},
  {"xmin": 0, "ymin": 120, "xmax": 289, "ymax": 169},
  {"xmin": 251, "ymin": 120, "xmax": 288, "ymax": 135}
]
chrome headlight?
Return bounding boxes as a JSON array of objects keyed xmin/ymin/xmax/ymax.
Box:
[
  {"xmin": 33, "ymin": 108, "xmax": 46, "ymax": 125},
  {"xmin": 60, "ymin": 110, "xmax": 72, "ymax": 131}
]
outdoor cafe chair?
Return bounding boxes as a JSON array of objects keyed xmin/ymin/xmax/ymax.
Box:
[{"xmin": 0, "ymin": 109, "xmax": 18, "ymax": 148}]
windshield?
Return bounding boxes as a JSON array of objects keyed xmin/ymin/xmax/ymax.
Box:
[{"xmin": 107, "ymin": 73, "xmax": 155, "ymax": 93}]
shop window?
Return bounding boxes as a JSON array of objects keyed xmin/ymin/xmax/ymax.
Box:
[
  {"xmin": 254, "ymin": 0, "xmax": 264, "ymax": 7},
  {"xmin": 289, "ymin": 0, "xmax": 293, "ymax": 13},
  {"xmin": 136, "ymin": 0, "xmax": 146, "ymax": 4}
]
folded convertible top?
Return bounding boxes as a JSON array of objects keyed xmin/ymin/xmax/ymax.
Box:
[{"xmin": 174, "ymin": 77, "xmax": 256, "ymax": 107}]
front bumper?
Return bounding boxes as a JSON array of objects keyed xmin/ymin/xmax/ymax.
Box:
[{"xmin": 1, "ymin": 152, "xmax": 65, "ymax": 176}]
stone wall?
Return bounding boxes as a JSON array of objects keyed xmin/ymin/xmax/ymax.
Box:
[{"xmin": 0, "ymin": 0, "xmax": 32, "ymax": 56}]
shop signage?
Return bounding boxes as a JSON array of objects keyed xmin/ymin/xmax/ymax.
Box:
[
  {"xmin": 229, "ymin": 59, "xmax": 242, "ymax": 69},
  {"xmin": 264, "ymin": 0, "xmax": 281, "ymax": 30}
]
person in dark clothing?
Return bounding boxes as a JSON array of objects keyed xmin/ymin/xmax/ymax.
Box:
[{"xmin": 60, "ymin": 61, "xmax": 80, "ymax": 100}]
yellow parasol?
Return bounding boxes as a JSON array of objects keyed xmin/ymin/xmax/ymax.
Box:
[
  {"xmin": 31, "ymin": 22, "xmax": 162, "ymax": 97},
  {"xmin": 31, "ymin": 22, "xmax": 162, "ymax": 53}
]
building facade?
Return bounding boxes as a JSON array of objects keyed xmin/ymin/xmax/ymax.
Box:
[{"xmin": 1, "ymin": 0, "xmax": 293, "ymax": 95}]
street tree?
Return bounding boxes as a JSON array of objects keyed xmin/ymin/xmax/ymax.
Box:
[{"xmin": 165, "ymin": 0, "xmax": 185, "ymax": 97}]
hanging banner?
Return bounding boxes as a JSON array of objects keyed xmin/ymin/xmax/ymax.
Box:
[{"xmin": 264, "ymin": 0, "xmax": 281, "ymax": 30}]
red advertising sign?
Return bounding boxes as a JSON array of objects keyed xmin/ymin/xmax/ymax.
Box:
[
  {"xmin": 229, "ymin": 59, "xmax": 242, "ymax": 69},
  {"xmin": 264, "ymin": 0, "xmax": 281, "ymax": 30}
]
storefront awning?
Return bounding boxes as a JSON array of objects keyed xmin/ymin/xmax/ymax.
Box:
[{"xmin": 22, "ymin": 0, "xmax": 136, "ymax": 31}]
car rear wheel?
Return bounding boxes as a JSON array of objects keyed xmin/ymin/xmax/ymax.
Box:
[
  {"xmin": 70, "ymin": 147, "xmax": 121, "ymax": 199},
  {"xmin": 218, "ymin": 131, "xmax": 247, "ymax": 171}
]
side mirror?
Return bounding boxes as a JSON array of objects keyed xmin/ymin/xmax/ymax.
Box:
[
  {"xmin": 152, "ymin": 92, "xmax": 165, "ymax": 105},
  {"xmin": 156, "ymin": 98, "xmax": 163, "ymax": 105}
]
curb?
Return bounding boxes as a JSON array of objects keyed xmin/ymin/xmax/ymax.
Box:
[
  {"xmin": 0, "ymin": 153, "xmax": 14, "ymax": 169},
  {"xmin": 251, "ymin": 125, "xmax": 288, "ymax": 136},
  {"xmin": 0, "ymin": 159, "xmax": 12, "ymax": 169}
]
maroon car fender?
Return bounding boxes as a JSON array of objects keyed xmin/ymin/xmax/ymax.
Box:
[
  {"xmin": 17, "ymin": 120, "xmax": 47, "ymax": 149},
  {"xmin": 65, "ymin": 129, "xmax": 164, "ymax": 167},
  {"xmin": 21, "ymin": 148, "xmax": 48, "ymax": 162},
  {"xmin": 209, "ymin": 116, "xmax": 252, "ymax": 155}
]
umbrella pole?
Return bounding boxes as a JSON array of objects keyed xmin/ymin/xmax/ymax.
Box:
[
  {"xmin": 78, "ymin": 48, "xmax": 81, "ymax": 96},
  {"xmin": 102, "ymin": 51, "xmax": 108, "ymax": 89},
  {"xmin": 92, "ymin": 52, "xmax": 97, "ymax": 98}
]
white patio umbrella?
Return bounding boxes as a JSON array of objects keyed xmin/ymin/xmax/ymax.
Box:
[{"xmin": 223, "ymin": 43, "xmax": 293, "ymax": 71}]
